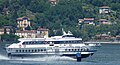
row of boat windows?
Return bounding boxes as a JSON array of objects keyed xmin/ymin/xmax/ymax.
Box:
[
  {"xmin": 22, "ymin": 41, "xmax": 82, "ymax": 45},
  {"xmin": 65, "ymin": 48, "xmax": 89, "ymax": 52},
  {"xmin": 16, "ymin": 49, "xmax": 46, "ymax": 53},
  {"xmin": 15, "ymin": 48, "xmax": 88, "ymax": 53}
]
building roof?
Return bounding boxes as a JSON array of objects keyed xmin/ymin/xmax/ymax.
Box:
[
  {"xmin": 2, "ymin": 8, "xmax": 9, "ymax": 12},
  {"xmin": 0, "ymin": 28, "xmax": 10, "ymax": 32},
  {"xmin": 116, "ymin": 35, "xmax": 120, "ymax": 38},
  {"xmin": 17, "ymin": 16, "xmax": 30, "ymax": 20},
  {"xmin": 0, "ymin": 29, "xmax": 4, "ymax": 32},
  {"xmin": 84, "ymin": 18, "xmax": 94, "ymax": 20},
  {"xmin": 78, "ymin": 19, "xmax": 84, "ymax": 21},
  {"xmin": 49, "ymin": 0, "xmax": 57, "ymax": 1},
  {"xmin": 16, "ymin": 30, "xmax": 36, "ymax": 33},
  {"xmin": 99, "ymin": 6, "xmax": 110, "ymax": 8},
  {"xmin": 96, "ymin": 34, "xmax": 110, "ymax": 37},
  {"xmin": 99, "ymin": 19, "xmax": 108, "ymax": 21},
  {"xmin": 37, "ymin": 28, "xmax": 49, "ymax": 31}
]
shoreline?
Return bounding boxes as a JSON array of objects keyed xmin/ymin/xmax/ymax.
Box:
[
  {"xmin": 85, "ymin": 41, "xmax": 120, "ymax": 44},
  {"xmin": 1, "ymin": 41, "xmax": 120, "ymax": 44}
]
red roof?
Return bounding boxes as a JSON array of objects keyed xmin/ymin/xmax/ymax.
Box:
[
  {"xmin": 0, "ymin": 28, "xmax": 10, "ymax": 32},
  {"xmin": 100, "ymin": 6, "xmax": 110, "ymax": 8},
  {"xmin": 49, "ymin": 0, "xmax": 57, "ymax": 2},
  {"xmin": 84, "ymin": 18, "xmax": 94, "ymax": 20},
  {"xmin": 0, "ymin": 29, "xmax": 4, "ymax": 32},
  {"xmin": 78, "ymin": 19, "xmax": 84, "ymax": 22},
  {"xmin": 99, "ymin": 19, "xmax": 108, "ymax": 21},
  {"xmin": 16, "ymin": 30, "xmax": 36, "ymax": 33},
  {"xmin": 17, "ymin": 16, "xmax": 30, "ymax": 20}
]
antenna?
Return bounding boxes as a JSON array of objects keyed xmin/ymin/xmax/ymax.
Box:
[
  {"xmin": 62, "ymin": 28, "xmax": 67, "ymax": 35},
  {"xmin": 67, "ymin": 31, "xmax": 73, "ymax": 35},
  {"xmin": 68, "ymin": 31, "xmax": 72, "ymax": 34}
]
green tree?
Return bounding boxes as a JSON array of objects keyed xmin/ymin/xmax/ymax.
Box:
[{"xmin": 1, "ymin": 34, "xmax": 19, "ymax": 41}]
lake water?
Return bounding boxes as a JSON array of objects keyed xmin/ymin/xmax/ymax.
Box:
[{"xmin": 0, "ymin": 43, "xmax": 120, "ymax": 65}]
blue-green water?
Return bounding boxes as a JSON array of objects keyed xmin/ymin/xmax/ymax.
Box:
[{"xmin": 0, "ymin": 44, "xmax": 120, "ymax": 65}]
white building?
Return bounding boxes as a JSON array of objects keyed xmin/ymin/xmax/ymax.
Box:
[
  {"xmin": 17, "ymin": 16, "xmax": 31, "ymax": 30},
  {"xmin": 0, "ymin": 28, "xmax": 11, "ymax": 35},
  {"xmin": 15, "ymin": 30, "xmax": 36, "ymax": 38},
  {"xmin": 78, "ymin": 18, "xmax": 95, "ymax": 25},
  {"xmin": 99, "ymin": 6, "xmax": 111, "ymax": 14},
  {"xmin": 49, "ymin": 0, "xmax": 59, "ymax": 6},
  {"xmin": 15, "ymin": 28, "xmax": 49, "ymax": 38},
  {"xmin": 99, "ymin": 19, "xmax": 111, "ymax": 25},
  {"xmin": 37, "ymin": 28, "xmax": 49, "ymax": 38}
]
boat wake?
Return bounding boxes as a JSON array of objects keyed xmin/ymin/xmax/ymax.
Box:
[
  {"xmin": 0, "ymin": 54, "xmax": 75, "ymax": 62},
  {"xmin": 0, "ymin": 54, "xmax": 9, "ymax": 60},
  {"xmin": 11, "ymin": 56, "xmax": 75, "ymax": 61}
]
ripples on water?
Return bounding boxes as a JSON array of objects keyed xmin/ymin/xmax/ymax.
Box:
[{"xmin": 1, "ymin": 44, "xmax": 120, "ymax": 65}]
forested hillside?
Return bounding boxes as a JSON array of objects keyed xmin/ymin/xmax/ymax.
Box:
[{"xmin": 0, "ymin": 0, "xmax": 120, "ymax": 41}]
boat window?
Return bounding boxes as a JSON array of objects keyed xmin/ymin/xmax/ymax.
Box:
[
  {"xmin": 22, "ymin": 50, "xmax": 24, "ymax": 52},
  {"xmin": 22, "ymin": 42, "xmax": 28, "ymax": 45},
  {"xmin": 22, "ymin": 41, "xmax": 44, "ymax": 45},
  {"xmin": 41, "ymin": 49, "xmax": 43, "ymax": 52},
  {"xmin": 38, "ymin": 49, "xmax": 40, "ymax": 52},
  {"xmin": 37, "ymin": 41, "xmax": 43, "ymax": 44},
  {"xmin": 72, "ymin": 49, "xmax": 74, "ymax": 51},
  {"xmin": 76, "ymin": 41, "xmax": 81, "ymax": 43},
  {"xmin": 54, "ymin": 41, "xmax": 61, "ymax": 44},
  {"xmin": 44, "ymin": 49, "xmax": 46, "ymax": 51},
  {"xmin": 16, "ymin": 50, "xmax": 18, "ymax": 52},
  {"xmin": 7, "ymin": 49, "xmax": 10, "ymax": 51},
  {"xmin": 81, "ymin": 49, "xmax": 84, "ymax": 51},
  {"xmin": 35, "ymin": 49, "xmax": 37, "ymax": 52},
  {"xmin": 19, "ymin": 50, "xmax": 21, "ymax": 52},
  {"xmin": 25, "ymin": 50, "xmax": 27, "ymax": 52},
  {"xmin": 22, "ymin": 42, "xmax": 25, "ymax": 45},
  {"xmin": 68, "ymin": 41, "xmax": 70, "ymax": 44},
  {"xmin": 31, "ymin": 42, "xmax": 34, "ymax": 44},
  {"xmin": 69, "ymin": 49, "xmax": 71, "ymax": 51},
  {"xmin": 31, "ymin": 50, "xmax": 33, "ymax": 52},
  {"xmin": 65, "ymin": 41, "xmax": 67, "ymax": 44},
  {"xmin": 29, "ymin": 42, "xmax": 32, "ymax": 44},
  {"xmin": 33, "ymin": 41, "xmax": 36, "ymax": 44},
  {"xmin": 63, "ymin": 41, "xmax": 65, "ymax": 44},
  {"xmin": 75, "ymin": 49, "xmax": 77, "ymax": 51},
  {"xmin": 70, "ymin": 41, "xmax": 73, "ymax": 44},
  {"xmin": 29, "ymin": 50, "xmax": 31, "ymax": 52},
  {"xmin": 65, "ymin": 49, "xmax": 67, "ymax": 51},
  {"xmin": 26, "ymin": 42, "xmax": 29, "ymax": 44}
]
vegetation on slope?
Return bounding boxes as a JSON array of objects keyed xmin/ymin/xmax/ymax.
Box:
[{"xmin": 0, "ymin": 0, "xmax": 120, "ymax": 41}]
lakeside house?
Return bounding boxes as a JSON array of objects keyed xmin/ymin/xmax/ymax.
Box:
[
  {"xmin": 99, "ymin": 6, "xmax": 111, "ymax": 14},
  {"xmin": 15, "ymin": 28, "xmax": 49, "ymax": 38},
  {"xmin": 0, "ymin": 28, "xmax": 5, "ymax": 35},
  {"xmin": 116, "ymin": 35, "xmax": 120, "ymax": 40},
  {"xmin": 0, "ymin": 26, "xmax": 49, "ymax": 38},
  {"xmin": 95, "ymin": 34, "xmax": 111, "ymax": 40},
  {"xmin": 98, "ymin": 19, "xmax": 111, "ymax": 25},
  {"xmin": 15, "ymin": 30, "xmax": 36, "ymax": 38},
  {"xmin": 15, "ymin": 16, "xmax": 49, "ymax": 38},
  {"xmin": 2, "ymin": 7, "xmax": 10, "ymax": 15},
  {"xmin": 36, "ymin": 28, "xmax": 49, "ymax": 38},
  {"xmin": 78, "ymin": 18, "xmax": 95, "ymax": 25},
  {"xmin": 0, "ymin": 26, "xmax": 13, "ymax": 35},
  {"xmin": 17, "ymin": 16, "xmax": 31, "ymax": 31},
  {"xmin": 49, "ymin": 0, "xmax": 59, "ymax": 6}
]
